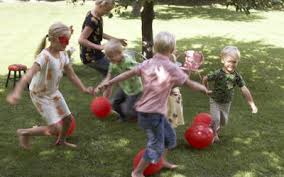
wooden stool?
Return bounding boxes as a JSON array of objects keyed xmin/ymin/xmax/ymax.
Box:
[{"xmin": 5, "ymin": 64, "xmax": 27, "ymax": 88}]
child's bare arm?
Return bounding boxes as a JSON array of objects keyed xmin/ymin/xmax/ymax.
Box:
[
  {"xmin": 78, "ymin": 26, "xmax": 104, "ymax": 50},
  {"xmin": 240, "ymin": 86, "xmax": 258, "ymax": 113},
  {"xmin": 64, "ymin": 64, "xmax": 93, "ymax": 94},
  {"xmin": 184, "ymin": 79, "xmax": 211, "ymax": 94},
  {"xmin": 6, "ymin": 63, "xmax": 40, "ymax": 105},
  {"xmin": 94, "ymin": 72, "xmax": 112, "ymax": 96},
  {"xmin": 202, "ymin": 76, "xmax": 209, "ymax": 89},
  {"xmin": 98, "ymin": 69, "xmax": 136, "ymax": 91},
  {"xmin": 103, "ymin": 33, "xmax": 127, "ymax": 46},
  {"xmin": 103, "ymin": 86, "xmax": 112, "ymax": 98}
]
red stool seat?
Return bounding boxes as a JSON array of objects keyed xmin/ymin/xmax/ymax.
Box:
[
  {"xmin": 6, "ymin": 64, "xmax": 28, "ymax": 88},
  {"xmin": 8, "ymin": 64, "xmax": 27, "ymax": 71},
  {"xmin": 16, "ymin": 64, "xmax": 28, "ymax": 70}
]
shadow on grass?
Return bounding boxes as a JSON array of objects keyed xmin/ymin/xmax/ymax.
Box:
[
  {"xmin": 0, "ymin": 36, "xmax": 283, "ymax": 177},
  {"xmin": 118, "ymin": 5, "xmax": 265, "ymax": 22}
]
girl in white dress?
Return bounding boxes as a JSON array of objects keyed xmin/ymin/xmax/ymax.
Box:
[{"xmin": 7, "ymin": 22, "xmax": 93, "ymax": 149}]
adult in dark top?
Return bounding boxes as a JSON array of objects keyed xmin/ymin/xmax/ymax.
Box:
[{"xmin": 78, "ymin": 0, "xmax": 127, "ymax": 76}]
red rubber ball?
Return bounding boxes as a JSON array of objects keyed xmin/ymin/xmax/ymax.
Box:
[{"xmin": 90, "ymin": 96, "xmax": 112, "ymax": 119}]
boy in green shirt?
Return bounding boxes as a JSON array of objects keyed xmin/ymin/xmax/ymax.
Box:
[
  {"xmin": 203, "ymin": 46, "xmax": 258, "ymax": 143},
  {"xmin": 96, "ymin": 40, "xmax": 143, "ymax": 121}
]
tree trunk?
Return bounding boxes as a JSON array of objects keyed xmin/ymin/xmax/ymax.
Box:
[
  {"xmin": 131, "ymin": 0, "xmax": 142, "ymax": 17},
  {"xmin": 141, "ymin": 1, "xmax": 154, "ymax": 59}
]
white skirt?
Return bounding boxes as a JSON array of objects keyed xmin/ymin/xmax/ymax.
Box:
[{"xmin": 30, "ymin": 90, "xmax": 71, "ymax": 125}]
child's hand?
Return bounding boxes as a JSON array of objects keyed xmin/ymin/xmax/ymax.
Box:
[
  {"xmin": 6, "ymin": 92, "xmax": 21, "ymax": 105},
  {"xmin": 97, "ymin": 82, "xmax": 111, "ymax": 92},
  {"xmin": 205, "ymin": 89, "xmax": 212, "ymax": 95},
  {"xmin": 119, "ymin": 39, "xmax": 127, "ymax": 46},
  {"xmin": 250, "ymin": 103, "xmax": 258, "ymax": 114},
  {"xmin": 84, "ymin": 87, "xmax": 94, "ymax": 95},
  {"xmin": 99, "ymin": 44, "xmax": 105, "ymax": 51},
  {"xmin": 93, "ymin": 87, "xmax": 101, "ymax": 95}
]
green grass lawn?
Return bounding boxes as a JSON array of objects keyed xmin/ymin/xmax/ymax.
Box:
[{"xmin": 0, "ymin": 1, "xmax": 284, "ymax": 177}]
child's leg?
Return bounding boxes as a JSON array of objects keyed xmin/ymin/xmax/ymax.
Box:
[
  {"xmin": 55, "ymin": 114, "xmax": 76, "ymax": 148},
  {"xmin": 162, "ymin": 150, "xmax": 178, "ymax": 169},
  {"xmin": 163, "ymin": 118, "xmax": 178, "ymax": 169},
  {"xmin": 86, "ymin": 56, "xmax": 109, "ymax": 77},
  {"xmin": 121, "ymin": 93, "xmax": 141, "ymax": 121},
  {"xmin": 133, "ymin": 112, "xmax": 165, "ymax": 177},
  {"xmin": 111, "ymin": 88, "xmax": 126, "ymax": 121},
  {"xmin": 214, "ymin": 101, "xmax": 231, "ymax": 136},
  {"xmin": 16, "ymin": 125, "xmax": 54, "ymax": 149},
  {"xmin": 209, "ymin": 98, "xmax": 221, "ymax": 142},
  {"xmin": 131, "ymin": 158, "xmax": 148, "ymax": 177},
  {"xmin": 219, "ymin": 102, "xmax": 231, "ymax": 127}
]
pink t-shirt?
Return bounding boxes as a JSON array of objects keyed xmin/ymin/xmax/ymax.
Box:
[{"xmin": 134, "ymin": 53, "xmax": 188, "ymax": 116}]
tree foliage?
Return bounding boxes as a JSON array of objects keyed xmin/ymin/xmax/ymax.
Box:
[
  {"xmin": 225, "ymin": 0, "xmax": 283, "ymax": 14},
  {"xmin": 67, "ymin": 0, "xmax": 282, "ymax": 58}
]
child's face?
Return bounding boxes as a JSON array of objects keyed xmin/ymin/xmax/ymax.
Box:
[
  {"xmin": 108, "ymin": 49, "xmax": 124, "ymax": 63},
  {"xmin": 222, "ymin": 56, "xmax": 239, "ymax": 73}
]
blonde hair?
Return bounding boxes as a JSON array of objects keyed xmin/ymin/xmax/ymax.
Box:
[
  {"xmin": 34, "ymin": 22, "xmax": 70, "ymax": 58},
  {"xmin": 104, "ymin": 39, "xmax": 123, "ymax": 58},
  {"xmin": 220, "ymin": 46, "xmax": 240, "ymax": 61},
  {"xmin": 153, "ymin": 32, "xmax": 176, "ymax": 55},
  {"xmin": 95, "ymin": 0, "xmax": 115, "ymax": 6}
]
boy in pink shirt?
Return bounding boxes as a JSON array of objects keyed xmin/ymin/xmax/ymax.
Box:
[{"xmin": 97, "ymin": 32, "xmax": 211, "ymax": 177}]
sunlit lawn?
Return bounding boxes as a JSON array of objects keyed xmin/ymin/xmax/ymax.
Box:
[{"xmin": 0, "ymin": 1, "xmax": 283, "ymax": 177}]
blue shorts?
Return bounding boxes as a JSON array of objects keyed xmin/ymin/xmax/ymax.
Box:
[
  {"xmin": 82, "ymin": 55, "xmax": 109, "ymax": 77},
  {"xmin": 137, "ymin": 112, "xmax": 176, "ymax": 163}
]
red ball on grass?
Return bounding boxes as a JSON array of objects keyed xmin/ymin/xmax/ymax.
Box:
[
  {"xmin": 184, "ymin": 123, "xmax": 214, "ymax": 149},
  {"xmin": 90, "ymin": 96, "xmax": 112, "ymax": 119}
]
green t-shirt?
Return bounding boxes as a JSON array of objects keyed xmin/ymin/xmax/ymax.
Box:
[
  {"xmin": 207, "ymin": 69, "xmax": 245, "ymax": 103},
  {"xmin": 109, "ymin": 54, "xmax": 143, "ymax": 95}
]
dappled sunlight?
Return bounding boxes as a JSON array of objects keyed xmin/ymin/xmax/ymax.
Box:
[
  {"xmin": 113, "ymin": 138, "xmax": 130, "ymax": 148},
  {"xmin": 232, "ymin": 137, "xmax": 253, "ymax": 145},
  {"xmin": 191, "ymin": 44, "xmax": 203, "ymax": 49},
  {"xmin": 176, "ymin": 164, "xmax": 186, "ymax": 170},
  {"xmin": 39, "ymin": 149, "xmax": 56, "ymax": 157},
  {"xmin": 154, "ymin": 5, "xmax": 265, "ymax": 21},
  {"xmin": 249, "ymin": 130, "xmax": 261, "ymax": 138},
  {"xmin": 275, "ymin": 66, "xmax": 283, "ymax": 71},
  {"xmin": 1, "ymin": 157, "xmax": 12, "ymax": 164},
  {"xmin": 251, "ymin": 68, "xmax": 257, "ymax": 73},
  {"xmin": 0, "ymin": 88, "xmax": 5, "ymax": 94},
  {"xmin": 118, "ymin": 4, "xmax": 265, "ymax": 22},
  {"xmin": 63, "ymin": 150, "xmax": 76, "ymax": 160},
  {"xmin": 233, "ymin": 171, "xmax": 257, "ymax": 177},
  {"xmin": 233, "ymin": 150, "xmax": 241, "ymax": 156},
  {"xmin": 172, "ymin": 174, "xmax": 187, "ymax": 177},
  {"xmin": 262, "ymin": 151, "xmax": 283, "ymax": 170}
]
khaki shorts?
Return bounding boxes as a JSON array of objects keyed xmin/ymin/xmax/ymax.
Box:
[{"xmin": 209, "ymin": 98, "xmax": 231, "ymax": 132}]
